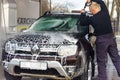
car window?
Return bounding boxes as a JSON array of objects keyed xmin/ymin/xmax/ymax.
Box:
[
  {"xmin": 29, "ymin": 16, "xmax": 79, "ymax": 31},
  {"xmin": 28, "ymin": 15, "xmax": 89, "ymax": 36}
]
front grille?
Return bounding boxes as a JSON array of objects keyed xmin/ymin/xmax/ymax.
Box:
[
  {"xmin": 15, "ymin": 50, "xmax": 32, "ymax": 54},
  {"xmin": 14, "ymin": 66, "xmax": 63, "ymax": 77},
  {"xmin": 15, "ymin": 51, "xmax": 58, "ymax": 56},
  {"xmin": 40, "ymin": 52, "xmax": 58, "ymax": 56},
  {"xmin": 6, "ymin": 54, "xmax": 77, "ymax": 65}
]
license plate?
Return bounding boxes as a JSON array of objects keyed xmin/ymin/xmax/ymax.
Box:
[{"xmin": 20, "ymin": 61, "xmax": 47, "ymax": 70}]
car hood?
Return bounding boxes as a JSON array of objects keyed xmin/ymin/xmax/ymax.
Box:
[{"xmin": 15, "ymin": 32, "xmax": 78, "ymax": 45}]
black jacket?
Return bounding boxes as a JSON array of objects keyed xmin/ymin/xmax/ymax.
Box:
[{"xmin": 80, "ymin": 0, "xmax": 113, "ymax": 36}]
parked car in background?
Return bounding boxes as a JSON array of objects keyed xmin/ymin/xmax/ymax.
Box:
[{"xmin": 1, "ymin": 11, "xmax": 94, "ymax": 80}]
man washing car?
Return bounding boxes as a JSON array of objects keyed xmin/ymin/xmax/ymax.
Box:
[{"xmin": 80, "ymin": 0, "xmax": 120, "ymax": 80}]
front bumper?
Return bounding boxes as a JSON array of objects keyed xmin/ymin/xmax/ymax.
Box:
[
  {"xmin": 3, "ymin": 59, "xmax": 71, "ymax": 79},
  {"xmin": 2, "ymin": 54, "xmax": 78, "ymax": 79}
]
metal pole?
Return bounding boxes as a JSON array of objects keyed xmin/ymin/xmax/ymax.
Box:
[
  {"xmin": 0, "ymin": 0, "xmax": 2, "ymax": 27},
  {"xmin": 50, "ymin": 0, "xmax": 51, "ymax": 11},
  {"xmin": 1, "ymin": 0, "xmax": 7, "ymax": 33},
  {"xmin": 118, "ymin": 22, "xmax": 119, "ymax": 34},
  {"xmin": 39, "ymin": 0, "xmax": 42, "ymax": 16}
]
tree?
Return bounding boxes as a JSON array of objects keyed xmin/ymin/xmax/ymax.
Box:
[
  {"xmin": 110, "ymin": 0, "xmax": 115, "ymax": 19},
  {"xmin": 104, "ymin": 0, "xmax": 115, "ymax": 19},
  {"xmin": 114, "ymin": 0, "xmax": 120, "ymax": 34},
  {"xmin": 104, "ymin": 0, "xmax": 120, "ymax": 34}
]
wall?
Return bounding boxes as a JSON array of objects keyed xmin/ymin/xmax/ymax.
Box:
[
  {"xmin": 15, "ymin": 0, "xmax": 40, "ymax": 32},
  {"xmin": 1, "ymin": 0, "xmax": 17, "ymax": 32},
  {"xmin": 0, "ymin": 0, "xmax": 1, "ymax": 28},
  {"xmin": 1, "ymin": 0, "xmax": 40, "ymax": 32},
  {"xmin": 15, "ymin": 0, "xmax": 39, "ymax": 18}
]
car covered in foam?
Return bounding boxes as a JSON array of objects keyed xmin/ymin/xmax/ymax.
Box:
[{"xmin": 2, "ymin": 12, "xmax": 94, "ymax": 80}]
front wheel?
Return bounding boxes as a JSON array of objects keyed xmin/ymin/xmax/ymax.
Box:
[
  {"xmin": 4, "ymin": 70, "xmax": 22, "ymax": 80},
  {"xmin": 80, "ymin": 59, "xmax": 93, "ymax": 80},
  {"xmin": 73, "ymin": 58, "xmax": 93, "ymax": 80}
]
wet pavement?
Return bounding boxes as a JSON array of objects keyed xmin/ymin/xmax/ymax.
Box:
[{"xmin": 0, "ymin": 36, "xmax": 120, "ymax": 80}]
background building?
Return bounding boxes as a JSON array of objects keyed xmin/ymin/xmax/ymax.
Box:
[
  {"xmin": 0, "ymin": 0, "xmax": 49, "ymax": 32},
  {"xmin": 15, "ymin": 0, "xmax": 40, "ymax": 32}
]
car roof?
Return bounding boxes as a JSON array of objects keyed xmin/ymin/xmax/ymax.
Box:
[
  {"xmin": 40, "ymin": 11, "xmax": 92, "ymax": 18},
  {"xmin": 44, "ymin": 11, "xmax": 81, "ymax": 17}
]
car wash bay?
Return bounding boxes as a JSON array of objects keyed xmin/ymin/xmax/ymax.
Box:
[{"xmin": 0, "ymin": 0, "xmax": 120, "ymax": 80}]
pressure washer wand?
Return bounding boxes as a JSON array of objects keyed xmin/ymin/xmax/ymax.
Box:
[
  {"xmin": 84, "ymin": 1, "xmax": 92, "ymax": 9},
  {"xmin": 84, "ymin": 2, "xmax": 88, "ymax": 9}
]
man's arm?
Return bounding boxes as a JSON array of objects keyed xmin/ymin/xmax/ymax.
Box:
[{"xmin": 79, "ymin": 13, "xmax": 91, "ymax": 26}]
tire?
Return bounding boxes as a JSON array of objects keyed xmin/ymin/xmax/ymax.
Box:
[
  {"xmin": 87, "ymin": 60, "xmax": 93, "ymax": 80},
  {"xmin": 80, "ymin": 59, "xmax": 93, "ymax": 80},
  {"xmin": 72, "ymin": 58, "xmax": 93, "ymax": 80},
  {"xmin": 4, "ymin": 70, "xmax": 22, "ymax": 80}
]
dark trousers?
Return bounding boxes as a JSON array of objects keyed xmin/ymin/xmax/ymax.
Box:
[{"xmin": 96, "ymin": 33, "xmax": 120, "ymax": 80}]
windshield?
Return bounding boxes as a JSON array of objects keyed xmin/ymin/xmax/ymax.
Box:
[
  {"xmin": 28, "ymin": 15, "xmax": 89, "ymax": 36},
  {"xmin": 29, "ymin": 16, "xmax": 79, "ymax": 31}
]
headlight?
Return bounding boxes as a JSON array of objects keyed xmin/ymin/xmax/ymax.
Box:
[
  {"xmin": 58, "ymin": 45, "xmax": 77, "ymax": 56},
  {"xmin": 5, "ymin": 40, "xmax": 17, "ymax": 54}
]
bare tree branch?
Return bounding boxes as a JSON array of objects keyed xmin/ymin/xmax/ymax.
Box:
[
  {"xmin": 110, "ymin": 0, "xmax": 115, "ymax": 19},
  {"xmin": 115, "ymin": 0, "xmax": 120, "ymax": 34}
]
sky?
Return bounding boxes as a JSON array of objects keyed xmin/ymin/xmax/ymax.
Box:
[
  {"xmin": 51, "ymin": 0, "xmax": 86, "ymax": 11},
  {"xmin": 50, "ymin": 0, "xmax": 116, "ymax": 18}
]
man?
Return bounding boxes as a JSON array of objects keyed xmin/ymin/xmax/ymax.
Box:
[{"xmin": 80, "ymin": 0, "xmax": 120, "ymax": 80}]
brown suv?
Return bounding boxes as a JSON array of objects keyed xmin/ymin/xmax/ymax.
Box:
[{"xmin": 2, "ymin": 12, "xmax": 94, "ymax": 80}]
